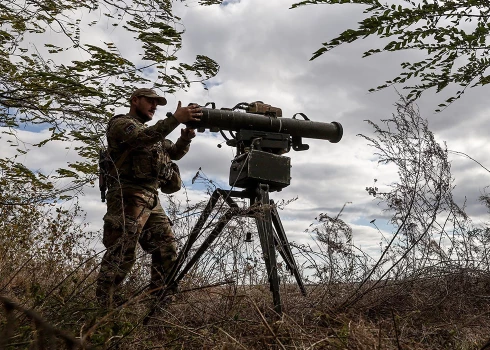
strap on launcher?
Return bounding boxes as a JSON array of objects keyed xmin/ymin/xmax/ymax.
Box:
[{"xmin": 98, "ymin": 149, "xmax": 113, "ymax": 202}]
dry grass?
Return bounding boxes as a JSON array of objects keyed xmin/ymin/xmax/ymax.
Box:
[{"xmin": 2, "ymin": 261, "xmax": 490, "ymax": 349}]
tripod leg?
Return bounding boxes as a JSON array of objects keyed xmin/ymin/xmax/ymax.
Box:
[
  {"xmin": 254, "ymin": 184, "xmax": 282, "ymax": 315},
  {"xmin": 173, "ymin": 204, "xmax": 238, "ymax": 284},
  {"xmin": 165, "ymin": 189, "xmax": 223, "ymax": 287},
  {"xmin": 270, "ymin": 201, "xmax": 307, "ymax": 296},
  {"xmin": 145, "ymin": 191, "xmax": 237, "ymax": 325}
]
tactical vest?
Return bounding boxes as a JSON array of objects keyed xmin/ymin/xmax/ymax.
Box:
[{"xmin": 105, "ymin": 114, "xmax": 170, "ymax": 188}]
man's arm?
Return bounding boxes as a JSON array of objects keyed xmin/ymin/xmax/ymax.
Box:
[
  {"xmin": 109, "ymin": 103, "xmax": 201, "ymax": 148},
  {"xmin": 109, "ymin": 116, "xmax": 179, "ymax": 148},
  {"xmin": 166, "ymin": 128, "xmax": 196, "ymax": 160}
]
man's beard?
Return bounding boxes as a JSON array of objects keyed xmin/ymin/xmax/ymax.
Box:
[{"xmin": 135, "ymin": 108, "xmax": 152, "ymax": 123}]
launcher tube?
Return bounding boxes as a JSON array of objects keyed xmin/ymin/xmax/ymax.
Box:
[{"xmin": 185, "ymin": 108, "xmax": 343, "ymax": 143}]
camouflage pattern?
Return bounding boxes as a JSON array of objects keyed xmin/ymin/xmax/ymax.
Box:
[
  {"xmin": 96, "ymin": 113, "xmax": 190, "ymax": 307},
  {"xmin": 104, "ymin": 114, "xmax": 191, "ymax": 193}
]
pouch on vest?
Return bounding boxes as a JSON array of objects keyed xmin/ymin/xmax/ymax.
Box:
[
  {"xmin": 131, "ymin": 148, "xmax": 160, "ymax": 179},
  {"xmin": 159, "ymin": 162, "xmax": 182, "ymax": 194}
]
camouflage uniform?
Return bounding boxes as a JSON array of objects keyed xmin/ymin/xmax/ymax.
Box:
[{"xmin": 96, "ymin": 113, "xmax": 190, "ymax": 307}]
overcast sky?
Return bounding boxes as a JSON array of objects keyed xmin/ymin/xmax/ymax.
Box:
[{"xmin": 3, "ymin": 0, "xmax": 490, "ymax": 262}]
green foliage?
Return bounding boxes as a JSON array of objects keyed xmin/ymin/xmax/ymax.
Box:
[
  {"xmin": 0, "ymin": 0, "xmax": 220, "ymax": 201},
  {"xmin": 292, "ymin": 0, "xmax": 490, "ymax": 109}
]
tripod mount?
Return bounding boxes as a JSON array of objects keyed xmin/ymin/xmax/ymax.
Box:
[{"xmin": 164, "ymin": 132, "xmax": 307, "ymax": 314}]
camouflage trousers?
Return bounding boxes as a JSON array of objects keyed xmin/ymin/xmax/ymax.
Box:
[{"xmin": 96, "ymin": 187, "xmax": 177, "ymax": 307}]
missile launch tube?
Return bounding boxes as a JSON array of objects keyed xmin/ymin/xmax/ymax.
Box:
[{"xmin": 185, "ymin": 108, "xmax": 343, "ymax": 143}]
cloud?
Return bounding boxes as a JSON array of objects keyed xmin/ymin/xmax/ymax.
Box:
[{"xmin": 4, "ymin": 0, "xmax": 490, "ymax": 266}]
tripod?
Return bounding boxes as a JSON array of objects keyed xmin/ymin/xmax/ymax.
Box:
[
  {"xmin": 158, "ymin": 126, "xmax": 311, "ymax": 315},
  {"xmin": 164, "ymin": 152, "xmax": 307, "ymax": 314}
]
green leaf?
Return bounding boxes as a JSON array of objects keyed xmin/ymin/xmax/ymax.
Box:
[
  {"xmin": 0, "ymin": 0, "xmax": 220, "ymax": 202},
  {"xmin": 295, "ymin": 0, "xmax": 490, "ymax": 109}
]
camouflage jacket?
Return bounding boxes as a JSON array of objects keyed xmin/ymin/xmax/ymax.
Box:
[{"xmin": 106, "ymin": 113, "xmax": 191, "ymax": 193}]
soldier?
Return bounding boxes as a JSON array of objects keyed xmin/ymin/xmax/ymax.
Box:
[{"xmin": 96, "ymin": 88, "xmax": 202, "ymax": 308}]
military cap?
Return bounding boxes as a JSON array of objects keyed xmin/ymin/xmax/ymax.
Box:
[{"xmin": 130, "ymin": 88, "xmax": 167, "ymax": 105}]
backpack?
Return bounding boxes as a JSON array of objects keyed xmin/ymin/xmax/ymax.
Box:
[{"xmin": 98, "ymin": 114, "xmax": 130, "ymax": 202}]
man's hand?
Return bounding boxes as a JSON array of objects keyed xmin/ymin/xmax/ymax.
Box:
[
  {"xmin": 180, "ymin": 127, "xmax": 196, "ymax": 141},
  {"xmin": 173, "ymin": 101, "xmax": 202, "ymax": 124}
]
